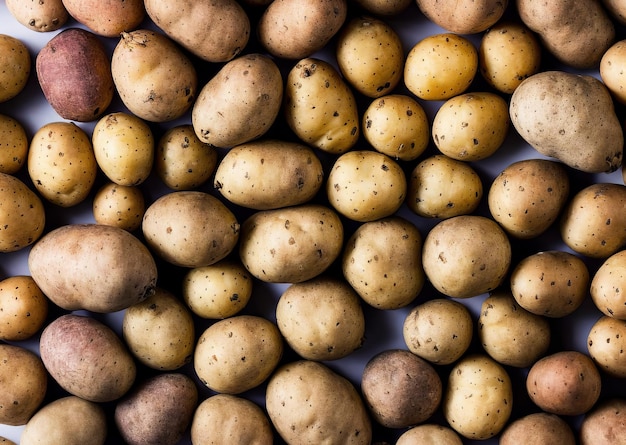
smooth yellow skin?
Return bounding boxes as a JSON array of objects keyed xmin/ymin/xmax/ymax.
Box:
[
  {"xmin": 432, "ymin": 91, "xmax": 510, "ymax": 161},
  {"xmin": 362, "ymin": 94, "xmax": 429, "ymax": 161},
  {"xmin": 587, "ymin": 316, "xmax": 626, "ymax": 378},
  {"xmin": 591, "ymin": 250, "xmax": 626, "ymax": 319},
  {"xmin": 0, "ymin": 34, "xmax": 30, "ymax": 103},
  {"xmin": 404, "ymin": 33, "xmax": 478, "ymax": 101},
  {"xmin": 0, "ymin": 114, "xmax": 28, "ymax": 174},
  {"xmin": 92, "ymin": 182, "xmax": 145, "ymax": 232},
  {"xmin": 93, "ymin": 112, "xmax": 154, "ymax": 186},
  {"xmin": 0, "ymin": 276, "xmax": 48, "ymax": 341},
  {"xmin": 601, "ymin": 39, "xmax": 626, "ymax": 105}
]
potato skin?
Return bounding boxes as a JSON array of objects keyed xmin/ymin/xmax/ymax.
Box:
[
  {"xmin": 0, "ymin": 114, "xmax": 28, "ymax": 174},
  {"xmin": 0, "ymin": 276, "xmax": 48, "ymax": 341},
  {"xmin": 36, "ymin": 28, "xmax": 113, "ymax": 121},
  {"xmin": 587, "ymin": 316, "xmax": 626, "ymax": 378},
  {"xmin": 500, "ymin": 412, "xmax": 576, "ymax": 445},
  {"xmin": 61, "ymin": 0, "xmax": 145, "ymax": 37},
  {"xmin": 0, "ymin": 34, "xmax": 31, "ymax": 103},
  {"xmin": 591, "ymin": 250, "xmax": 626, "ymax": 319},
  {"xmin": 92, "ymin": 182, "xmax": 145, "ymax": 232},
  {"xmin": 580, "ymin": 398, "xmax": 626, "ymax": 445},
  {"xmin": 416, "ymin": 0, "xmax": 507, "ymax": 34},
  {"xmin": 396, "ymin": 424, "xmax": 462, "ymax": 445},
  {"xmin": 601, "ymin": 40, "xmax": 626, "ymax": 105},
  {"xmin": 6, "ymin": 0, "xmax": 69, "ymax": 32}
]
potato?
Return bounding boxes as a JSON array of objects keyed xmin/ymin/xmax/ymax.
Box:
[
  {"xmin": 40, "ymin": 314, "xmax": 136, "ymax": 402},
  {"xmin": 500, "ymin": 412, "xmax": 576, "ymax": 445},
  {"xmin": 361, "ymin": 349, "xmax": 442, "ymax": 428},
  {"xmin": 479, "ymin": 20, "xmax": 542, "ymax": 94},
  {"xmin": 580, "ymin": 398, "xmax": 626, "ymax": 445},
  {"xmin": 560, "ymin": 183, "xmax": 626, "ymax": 258},
  {"xmin": 192, "ymin": 53, "xmax": 283, "ymax": 148},
  {"xmin": 600, "ymin": 40, "xmax": 626, "ymax": 105},
  {"xmin": 336, "ymin": 16, "xmax": 403, "ymax": 98},
  {"xmin": 362, "ymin": 94, "xmax": 429, "ymax": 161},
  {"xmin": 0, "ymin": 276, "xmax": 48, "ymax": 341},
  {"xmin": 0, "ymin": 114, "xmax": 28, "ymax": 174},
  {"xmin": 142, "ymin": 191, "xmax": 240, "ymax": 268},
  {"xmin": 478, "ymin": 290, "xmax": 551, "ymax": 368},
  {"xmin": 404, "ymin": 33, "xmax": 478, "ymax": 101},
  {"xmin": 276, "ymin": 276, "xmax": 365, "ymax": 361},
  {"xmin": 352, "ymin": 0, "xmax": 412, "ymax": 15},
  {"xmin": 28, "ymin": 121, "xmax": 97, "ymax": 207},
  {"xmin": 61, "ymin": 0, "xmax": 145, "ymax": 37},
  {"xmin": 239, "ymin": 204, "xmax": 344, "ymax": 283},
  {"xmin": 342, "ymin": 216, "xmax": 424, "ymax": 309},
  {"xmin": 0, "ymin": 172, "xmax": 45, "ymax": 253},
  {"xmin": 488, "ymin": 159, "xmax": 570, "ymax": 239},
  {"xmin": 155, "ymin": 124, "xmax": 218, "ymax": 191},
  {"xmin": 510, "ymin": 250, "xmax": 590, "ymax": 318},
  {"xmin": 327, "ymin": 150, "xmax": 406, "ymax": 222},
  {"xmin": 191, "ymin": 394, "xmax": 273, "ymax": 444},
  {"xmin": 510, "ymin": 71, "xmax": 623, "ymax": 173},
  {"xmin": 415, "ymin": 0, "xmax": 507, "ymax": 34},
  {"xmin": 6, "ymin": 0, "xmax": 69, "ymax": 32},
  {"xmin": 0, "ymin": 437, "xmax": 16, "ymax": 445},
  {"xmin": 396, "ymin": 424, "xmax": 462, "ymax": 445},
  {"xmin": 526, "ymin": 350, "xmax": 601, "ymax": 416},
  {"xmin": 603, "ymin": 0, "xmax": 626, "ymax": 24},
  {"xmin": 517, "ymin": 0, "xmax": 615, "ymax": 69},
  {"xmin": 123, "ymin": 288, "xmax": 195, "ymax": 371},
  {"xmin": 406, "ymin": 154, "xmax": 483, "ymax": 219},
  {"xmin": 0, "ymin": 344, "xmax": 47, "ymax": 426},
  {"xmin": 92, "ymin": 182, "xmax": 145, "ymax": 232},
  {"xmin": 214, "ymin": 139, "xmax": 324, "ymax": 210},
  {"xmin": 114, "ymin": 373, "xmax": 198, "ymax": 445},
  {"xmin": 0, "ymin": 35, "xmax": 30, "ymax": 103},
  {"xmin": 28, "ymin": 223, "xmax": 158, "ymax": 313},
  {"xmin": 144, "ymin": 0, "xmax": 249, "ymax": 63},
  {"xmin": 266, "ymin": 360, "xmax": 372, "ymax": 444},
  {"xmin": 443, "ymin": 354, "xmax": 513, "ymax": 440},
  {"xmin": 284, "ymin": 58, "xmax": 360, "ymax": 154},
  {"xmin": 111, "ymin": 29, "xmax": 198, "ymax": 123},
  {"xmin": 194, "ymin": 315, "xmax": 283, "ymax": 394},
  {"xmin": 257, "ymin": 0, "xmax": 347, "ymax": 59},
  {"xmin": 182, "ymin": 259, "xmax": 253, "ymax": 319},
  {"xmin": 591, "ymin": 250, "xmax": 626, "ymax": 319},
  {"xmin": 20, "ymin": 396, "xmax": 107, "ymax": 445},
  {"xmin": 587, "ymin": 316, "xmax": 626, "ymax": 378},
  {"xmin": 422, "ymin": 215, "xmax": 512, "ymax": 299},
  {"xmin": 403, "ymin": 298, "xmax": 473, "ymax": 365},
  {"xmin": 36, "ymin": 28, "xmax": 113, "ymax": 121}
]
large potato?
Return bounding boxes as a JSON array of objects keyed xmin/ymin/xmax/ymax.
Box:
[
  {"xmin": 111, "ymin": 29, "xmax": 198, "ymax": 122},
  {"xmin": 144, "ymin": 0, "xmax": 249, "ymax": 62},
  {"xmin": 0, "ymin": 114, "xmax": 28, "ymax": 174},
  {"xmin": 0, "ymin": 34, "xmax": 30, "ymax": 103},
  {"xmin": 40, "ymin": 314, "xmax": 136, "ymax": 402},
  {"xmin": 239, "ymin": 204, "xmax": 344, "ymax": 283},
  {"xmin": 61, "ymin": 0, "xmax": 145, "ymax": 37},
  {"xmin": 590, "ymin": 250, "xmax": 626, "ymax": 319},
  {"xmin": 510, "ymin": 70, "xmax": 623, "ymax": 173},
  {"xmin": 0, "ymin": 276, "xmax": 48, "ymax": 341},
  {"xmin": 266, "ymin": 360, "xmax": 372, "ymax": 444},
  {"xmin": 6, "ymin": 0, "xmax": 69, "ymax": 32},
  {"xmin": 415, "ymin": 0, "xmax": 507, "ymax": 34},
  {"xmin": 192, "ymin": 54, "xmax": 283, "ymax": 148},
  {"xmin": 28, "ymin": 223, "xmax": 158, "ymax": 313}
]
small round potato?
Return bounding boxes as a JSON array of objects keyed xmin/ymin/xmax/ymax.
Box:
[
  {"xmin": 0, "ymin": 35, "xmax": 31, "ymax": 103},
  {"xmin": 276, "ymin": 277, "xmax": 365, "ymax": 361},
  {"xmin": 432, "ymin": 91, "xmax": 510, "ymax": 161},
  {"xmin": 526, "ymin": 350, "xmax": 602, "ymax": 416},
  {"xmin": 601, "ymin": 39, "xmax": 626, "ymax": 105},
  {"xmin": 0, "ymin": 344, "xmax": 47, "ymax": 426},
  {"xmin": 510, "ymin": 250, "xmax": 590, "ymax": 318},
  {"xmin": 342, "ymin": 216, "xmax": 425, "ymax": 309},
  {"xmin": 362, "ymin": 94, "xmax": 429, "ymax": 161},
  {"xmin": 591, "ymin": 250, "xmax": 626, "ymax": 319},
  {"xmin": 155, "ymin": 124, "xmax": 218, "ymax": 191},
  {"xmin": 182, "ymin": 259, "xmax": 253, "ymax": 319},
  {"xmin": 580, "ymin": 398, "xmax": 626, "ymax": 445},
  {"xmin": 396, "ymin": 424, "xmax": 463, "ymax": 445},
  {"xmin": 0, "ymin": 276, "xmax": 48, "ymax": 341},
  {"xmin": 500, "ymin": 412, "xmax": 576, "ymax": 445},
  {"xmin": 404, "ymin": 33, "xmax": 478, "ymax": 101},
  {"xmin": 406, "ymin": 154, "xmax": 483, "ymax": 219},
  {"xmin": 92, "ymin": 182, "xmax": 145, "ymax": 232},
  {"xmin": 6, "ymin": 0, "xmax": 69, "ymax": 32},
  {"xmin": 587, "ymin": 315, "xmax": 626, "ymax": 378},
  {"xmin": 0, "ymin": 114, "xmax": 28, "ymax": 174},
  {"xmin": 123, "ymin": 288, "xmax": 195, "ymax": 371},
  {"xmin": 403, "ymin": 298, "xmax": 473, "ymax": 365},
  {"xmin": 194, "ymin": 315, "xmax": 283, "ymax": 394},
  {"xmin": 361, "ymin": 349, "xmax": 442, "ymax": 428},
  {"xmin": 190, "ymin": 394, "xmax": 274, "ymax": 445},
  {"xmin": 326, "ymin": 150, "xmax": 407, "ymax": 222}
]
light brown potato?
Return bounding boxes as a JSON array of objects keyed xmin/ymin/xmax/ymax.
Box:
[
  {"xmin": 0, "ymin": 437, "xmax": 16, "ymax": 445},
  {"xmin": 587, "ymin": 316, "xmax": 626, "ymax": 378},
  {"xmin": 6, "ymin": 0, "xmax": 69, "ymax": 32},
  {"xmin": 591, "ymin": 250, "xmax": 626, "ymax": 319},
  {"xmin": 0, "ymin": 275, "xmax": 48, "ymax": 341},
  {"xmin": 352, "ymin": 0, "xmax": 412, "ymax": 15},
  {"xmin": 61, "ymin": 0, "xmax": 145, "ymax": 37},
  {"xmin": 500, "ymin": 412, "xmax": 576, "ymax": 445},
  {"xmin": 396, "ymin": 424, "xmax": 462, "ymax": 445},
  {"xmin": 603, "ymin": 0, "xmax": 626, "ymax": 24},
  {"xmin": 0, "ymin": 35, "xmax": 30, "ymax": 103},
  {"xmin": 0, "ymin": 344, "xmax": 47, "ymax": 426},
  {"xmin": 0, "ymin": 114, "xmax": 28, "ymax": 174},
  {"xmin": 600, "ymin": 39, "xmax": 626, "ymax": 105},
  {"xmin": 526, "ymin": 350, "xmax": 601, "ymax": 416},
  {"xmin": 20, "ymin": 396, "xmax": 107, "ymax": 445},
  {"xmin": 28, "ymin": 223, "xmax": 158, "ymax": 313},
  {"xmin": 415, "ymin": 0, "xmax": 507, "ymax": 34},
  {"xmin": 580, "ymin": 398, "xmax": 626, "ymax": 445},
  {"xmin": 92, "ymin": 182, "xmax": 145, "ymax": 232}
]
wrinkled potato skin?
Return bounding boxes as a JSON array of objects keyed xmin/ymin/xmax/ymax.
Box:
[
  {"xmin": 416, "ymin": 0, "xmax": 507, "ymax": 34},
  {"xmin": 517, "ymin": 0, "xmax": 615, "ymax": 69},
  {"xmin": 0, "ymin": 35, "xmax": 30, "ymax": 103},
  {"xmin": 580, "ymin": 398, "xmax": 626, "ymax": 445},
  {"xmin": 61, "ymin": 0, "xmax": 145, "ymax": 36},
  {"xmin": 587, "ymin": 316, "xmax": 626, "ymax": 378},
  {"xmin": 500, "ymin": 412, "xmax": 576, "ymax": 445},
  {"xmin": 6, "ymin": 0, "xmax": 69, "ymax": 32},
  {"xmin": 591, "ymin": 250, "xmax": 626, "ymax": 319}
]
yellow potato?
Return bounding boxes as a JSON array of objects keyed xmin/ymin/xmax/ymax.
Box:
[
  {"xmin": 5, "ymin": 0, "xmax": 69, "ymax": 32},
  {"xmin": 0, "ymin": 114, "xmax": 28, "ymax": 174},
  {"xmin": 587, "ymin": 315, "xmax": 626, "ymax": 378},
  {"xmin": 0, "ymin": 275, "xmax": 48, "ymax": 341},
  {"xmin": 92, "ymin": 182, "xmax": 145, "ymax": 232},
  {"xmin": 0, "ymin": 34, "xmax": 31, "ymax": 103},
  {"xmin": 590, "ymin": 250, "xmax": 626, "ymax": 319},
  {"xmin": 600, "ymin": 39, "xmax": 626, "ymax": 105}
]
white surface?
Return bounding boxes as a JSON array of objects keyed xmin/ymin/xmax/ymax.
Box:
[{"xmin": 0, "ymin": 1, "xmax": 625, "ymax": 444}]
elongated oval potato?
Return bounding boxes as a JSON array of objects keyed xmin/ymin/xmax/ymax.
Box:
[
  {"xmin": 144, "ymin": 0, "xmax": 249, "ymax": 62},
  {"xmin": 284, "ymin": 58, "xmax": 359, "ymax": 154},
  {"xmin": 28, "ymin": 224, "xmax": 158, "ymax": 313},
  {"xmin": 239, "ymin": 204, "xmax": 344, "ymax": 283},
  {"xmin": 192, "ymin": 54, "xmax": 283, "ymax": 148},
  {"xmin": 6, "ymin": 0, "xmax": 69, "ymax": 32},
  {"xmin": 61, "ymin": 0, "xmax": 145, "ymax": 37},
  {"xmin": 214, "ymin": 139, "xmax": 324, "ymax": 210},
  {"xmin": 112, "ymin": 29, "xmax": 198, "ymax": 123},
  {"xmin": 40, "ymin": 314, "xmax": 137, "ymax": 403}
]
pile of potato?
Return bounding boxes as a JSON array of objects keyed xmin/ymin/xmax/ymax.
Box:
[{"xmin": 1, "ymin": 0, "xmax": 626, "ymax": 443}]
